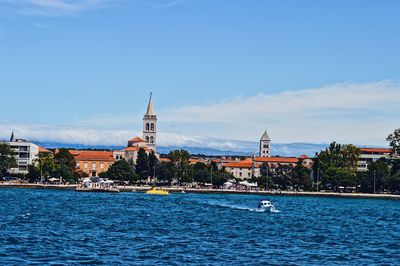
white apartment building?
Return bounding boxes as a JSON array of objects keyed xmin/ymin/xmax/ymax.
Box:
[
  {"xmin": 357, "ymin": 148, "xmax": 391, "ymax": 172},
  {"xmin": 6, "ymin": 133, "xmax": 39, "ymax": 175}
]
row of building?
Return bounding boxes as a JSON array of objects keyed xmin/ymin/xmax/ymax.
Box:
[
  {"xmin": 1, "ymin": 94, "xmax": 392, "ymax": 180},
  {"xmin": 4, "ymin": 94, "xmax": 158, "ymax": 177}
]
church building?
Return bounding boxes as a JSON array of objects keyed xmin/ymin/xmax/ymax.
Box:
[
  {"xmin": 143, "ymin": 92, "xmax": 157, "ymax": 152},
  {"xmin": 121, "ymin": 93, "xmax": 158, "ymax": 164}
]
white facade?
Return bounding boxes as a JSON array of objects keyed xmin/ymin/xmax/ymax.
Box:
[
  {"xmin": 7, "ymin": 138, "xmax": 39, "ymax": 175},
  {"xmin": 225, "ymin": 165, "xmax": 260, "ymax": 180},
  {"xmin": 143, "ymin": 93, "xmax": 157, "ymax": 152},
  {"xmin": 357, "ymin": 148, "xmax": 391, "ymax": 172}
]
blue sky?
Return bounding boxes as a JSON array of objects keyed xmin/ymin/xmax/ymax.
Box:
[{"xmin": 1, "ymin": 0, "xmax": 400, "ymax": 148}]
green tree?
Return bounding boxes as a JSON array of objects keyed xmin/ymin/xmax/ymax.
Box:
[
  {"xmin": 107, "ymin": 159, "xmax": 138, "ymax": 184},
  {"xmin": 136, "ymin": 148, "xmax": 149, "ymax": 183},
  {"xmin": 291, "ymin": 160, "xmax": 311, "ymax": 190},
  {"xmin": 35, "ymin": 152, "xmax": 56, "ymax": 180},
  {"xmin": 387, "ymin": 128, "xmax": 400, "ymax": 157},
  {"xmin": 385, "ymin": 172, "xmax": 400, "ymax": 193},
  {"xmin": 367, "ymin": 158, "xmax": 390, "ymax": 193},
  {"xmin": 52, "ymin": 164, "xmax": 76, "ymax": 183},
  {"xmin": 54, "ymin": 148, "xmax": 76, "ymax": 171},
  {"xmin": 192, "ymin": 162, "xmax": 210, "ymax": 184},
  {"xmin": 26, "ymin": 164, "xmax": 40, "ymax": 183},
  {"xmin": 272, "ymin": 164, "xmax": 293, "ymax": 189},
  {"xmin": 168, "ymin": 150, "xmax": 192, "ymax": 184},
  {"xmin": 212, "ymin": 169, "xmax": 233, "ymax": 188},
  {"xmin": 158, "ymin": 161, "xmax": 174, "ymax": 185},
  {"xmin": 0, "ymin": 143, "xmax": 17, "ymax": 176},
  {"xmin": 255, "ymin": 163, "xmax": 274, "ymax": 189},
  {"xmin": 148, "ymin": 151, "xmax": 159, "ymax": 179},
  {"xmin": 316, "ymin": 142, "xmax": 360, "ymax": 191}
]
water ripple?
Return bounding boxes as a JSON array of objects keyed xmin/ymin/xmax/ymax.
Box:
[{"xmin": 0, "ymin": 189, "xmax": 399, "ymax": 265}]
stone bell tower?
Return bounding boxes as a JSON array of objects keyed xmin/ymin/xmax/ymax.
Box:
[
  {"xmin": 260, "ymin": 130, "xmax": 271, "ymax": 157},
  {"xmin": 143, "ymin": 93, "xmax": 157, "ymax": 152}
]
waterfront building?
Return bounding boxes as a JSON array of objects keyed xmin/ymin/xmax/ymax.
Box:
[
  {"xmin": 124, "ymin": 137, "xmax": 151, "ymax": 164},
  {"xmin": 223, "ymin": 155, "xmax": 313, "ymax": 180},
  {"xmin": 6, "ymin": 133, "xmax": 39, "ymax": 175},
  {"xmin": 357, "ymin": 147, "xmax": 391, "ymax": 171},
  {"xmin": 69, "ymin": 150, "xmax": 116, "ymax": 177},
  {"xmin": 260, "ymin": 130, "xmax": 271, "ymax": 157},
  {"xmin": 56, "ymin": 94, "xmax": 159, "ymax": 176}
]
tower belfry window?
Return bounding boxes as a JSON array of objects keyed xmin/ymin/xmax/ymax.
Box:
[
  {"xmin": 150, "ymin": 123, "xmax": 154, "ymax": 131},
  {"xmin": 146, "ymin": 123, "xmax": 150, "ymax": 131}
]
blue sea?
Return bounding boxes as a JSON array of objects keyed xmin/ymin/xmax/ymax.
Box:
[{"xmin": 0, "ymin": 189, "xmax": 399, "ymax": 265}]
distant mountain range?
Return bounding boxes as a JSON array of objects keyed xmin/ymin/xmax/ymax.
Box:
[{"xmin": 33, "ymin": 141, "xmax": 328, "ymax": 157}]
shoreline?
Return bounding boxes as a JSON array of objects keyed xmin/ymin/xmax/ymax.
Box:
[{"xmin": 1, "ymin": 182, "xmax": 400, "ymax": 200}]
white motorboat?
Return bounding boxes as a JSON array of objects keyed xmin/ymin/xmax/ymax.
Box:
[{"xmin": 258, "ymin": 200, "xmax": 274, "ymax": 212}]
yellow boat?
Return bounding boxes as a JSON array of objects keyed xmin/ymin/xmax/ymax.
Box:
[{"xmin": 145, "ymin": 187, "xmax": 169, "ymax": 195}]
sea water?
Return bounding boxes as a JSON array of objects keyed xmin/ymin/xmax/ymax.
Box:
[{"xmin": 0, "ymin": 188, "xmax": 399, "ymax": 265}]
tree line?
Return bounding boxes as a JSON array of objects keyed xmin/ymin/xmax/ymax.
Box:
[
  {"xmin": 251, "ymin": 160, "xmax": 312, "ymax": 191},
  {"xmin": 1, "ymin": 128, "xmax": 399, "ymax": 193},
  {"xmin": 313, "ymin": 129, "xmax": 400, "ymax": 193},
  {"xmin": 0, "ymin": 147, "xmax": 86, "ymax": 183},
  {"xmin": 101, "ymin": 149, "xmax": 234, "ymax": 187}
]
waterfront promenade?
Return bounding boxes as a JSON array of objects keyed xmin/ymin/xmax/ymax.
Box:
[{"xmin": 1, "ymin": 182, "xmax": 399, "ymax": 200}]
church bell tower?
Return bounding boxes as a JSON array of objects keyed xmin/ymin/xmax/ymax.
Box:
[
  {"xmin": 260, "ymin": 130, "xmax": 271, "ymax": 157},
  {"xmin": 143, "ymin": 93, "xmax": 157, "ymax": 152}
]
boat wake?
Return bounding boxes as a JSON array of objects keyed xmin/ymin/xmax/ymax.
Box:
[{"xmin": 202, "ymin": 200, "xmax": 281, "ymax": 213}]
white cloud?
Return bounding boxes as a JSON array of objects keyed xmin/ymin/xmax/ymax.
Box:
[
  {"xmin": 0, "ymin": 122, "xmax": 257, "ymax": 151},
  {"xmin": 0, "ymin": 81, "xmax": 398, "ymax": 149},
  {"xmin": 161, "ymin": 80, "xmax": 400, "ymax": 145}
]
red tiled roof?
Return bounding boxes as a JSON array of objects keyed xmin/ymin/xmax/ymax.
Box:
[
  {"xmin": 39, "ymin": 147, "xmax": 52, "ymax": 153},
  {"xmin": 255, "ymin": 157, "xmax": 299, "ymax": 164},
  {"xmin": 128, "ymin": 137, "xmax": 145, "ymax": 143},
  {"xmin": 189, "ymin": 158, "xmax": 208, "ymax": 164},
  {"xmin": 124, "ymin": 146, "xmax": 150, "ymax": 152},
  {"xmin": 212, "ymin": 159, "xmax": 238, "ymax": 164},
  {"xmin": 224, "ymin": 162, "xmax": 254, "ymax": 168},
  {"xmin": 68, "ymin": 150, "xmax": 116, "ymax": 162},
  {"xmin": 159, "ymin": 158, "xmax": 171, "ymax": 162},
  {"xmin": 360, "ymin": 148, "xmax": 391, "ymax": 154}
]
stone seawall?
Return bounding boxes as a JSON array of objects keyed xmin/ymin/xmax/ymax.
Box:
[{"xmin": 1, "ymin": 183, "xmax": 399, "ymax": 200}]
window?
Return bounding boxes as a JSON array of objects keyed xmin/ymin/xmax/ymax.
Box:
[
  {"xmin": 84, "ymin": 162, "xmax": 88, "ymax": 169},
  {"xmin": 146, "ymin": 136, "xmax": 150, "ymax": 143},
  {"xmin": 263, "ymin": 144, "xmax": 268, "ymax": 148},
  {"xmin": 146, "ymin": 123, "xmax": 150, "ymax": 131},
  {"xmin": 150, "ymin": 136, "xmax": 154, "ymax": 144},
  {"xmin": 100, "ymin": 162, "xmax": 104, "ymax": 169},
  {"xmin": 150, "ymin": 123, "xmax": 154, "ymax": 131},
  {"xmin": 76, "ymin": 162, "xmax": 80, "ymax": 168},
  {"xmin": 92, "ymin": 162, "xmax": 97, "ymax": 169}
]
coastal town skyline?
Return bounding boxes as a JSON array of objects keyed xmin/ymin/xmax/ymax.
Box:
[
  {"xmin": 1, "ymin": 0, "xmax": 400, "ymax": 148},
  {"xmin": 1, "ymin": 2, "xmax": 400, "ymax": 265}
]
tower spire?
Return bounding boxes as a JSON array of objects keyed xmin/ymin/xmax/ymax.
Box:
[
  {"xmin": 143, "ymin": 93, "xmax": 157, "ymax": 152},
  {"xmin": 146, "ymin": 92, "xmax": 154, "ymax": 116},
  {"xmin": 10, "ymin": 132, "xmax": 15, "ymax": 142}
]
